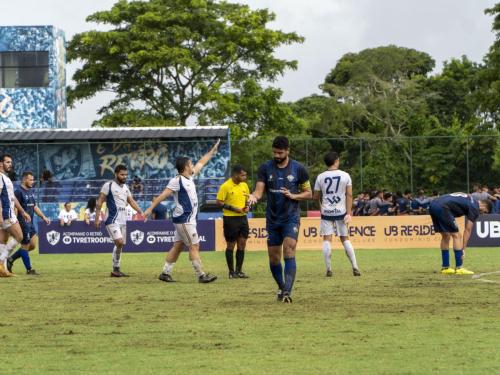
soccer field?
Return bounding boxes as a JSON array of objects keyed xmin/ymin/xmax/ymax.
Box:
[{"xmin": 3, "ymin": 248, "xmax": 500, "ymax": 375}]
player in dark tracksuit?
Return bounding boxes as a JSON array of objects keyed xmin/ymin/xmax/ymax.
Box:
[{"xmin": 429, "ymin": 193, "xmax": 490, "ymax": 275}]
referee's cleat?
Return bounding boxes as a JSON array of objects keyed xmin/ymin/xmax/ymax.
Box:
[
  {"xmin": 6, "ymin": 257, "xmax": 13, "ymax": 273},
  {"xmin": 26, "ymin": 269, "xmax": 40, "ymax": 276},
  {"xmin": 440, "ymin": 267, "xmax": 456, "ymax": 275},
  {"xmin": 353, "ymin": 268, "xmax": 361, "ymax": 276},
  {"xmin": 199, "ymin": 273, "xmax": 217, "ymax": 283},
  {"xmin": 276, "ymin": 289, "xmax": 284, "ymax": 302},
  {"xmin": 158, "ymin": 272, "xmax": 176, "ymax": 282},
  {"xmin": 455, "ymin": 267, "xmax": 474, "ymax": 276},
  {"xmin": 228, "ymin": 271, "xmax": 238, "ymax": 279},
  {"xmin": 282, "ymin": 292, "xmax": 293, "ymax": 303},
  {"xmin": 110, "ymin": 269, "xmax": 129, "ymax": 277},
  {"xmin": 236, "ymin": 271, "xmax": 249, "ymax": 279},
  {"xmin": 326, "ymin": 270, "xmax": 333, "ymax": 277}
]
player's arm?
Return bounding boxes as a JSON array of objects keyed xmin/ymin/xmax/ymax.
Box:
[
  {"xmin": 282, "ymin": 181, "xmax": 312, "ymax": 201},
  {"xmin": 193, "ymin": 139, "xmax": 220, "ymax": 176},
  {"xmin": 34, "ymin": 205, "xmax": 50, "ymax": 224},
  {"xmin": 247, "ymin": 181, "xmax": 266, "ymax": 206},
  {"xmin": 216, "ymin": 184, "xmax": 245, "ymax": 213},
  {"xmin": 95, "ymin": 192, "xmax": 106, "ymax": 229},
  {"xmin": 14, "ymin": 195, "xmax": 31, "ymax": 223},
  {"xmin": 462, "ymin": 219, "xmax": 474, "ymax": 253},
  {"xmin": 144, "ymin": 188, "xmax": 173, "ymax": 219},
  {"xmin": 127, "ymin": 195, "xmax": 144, "ymax": 217},
  {"xmin": 345, "ymin": 185, "xmax": 353, "ymax": 223}
]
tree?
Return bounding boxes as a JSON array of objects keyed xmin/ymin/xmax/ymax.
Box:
[{"xmin": 67, "ymin": 0, "xmax": 303, "ymax": 128}]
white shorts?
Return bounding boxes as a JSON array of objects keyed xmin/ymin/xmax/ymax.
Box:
[
  {"xmin": 174, "ymin": 223, "xmax": 200, "ymax": 246},
  {"xmin": 106, "ymin": 223, "xmax": 127, "ymax": 243},
  {"xmin": 320, "ymin": 219, "xmax": 348, "ymax": 237},
  {"xmin": 1, "ymin": 217, "xmax": 18, "ymax": 230}
]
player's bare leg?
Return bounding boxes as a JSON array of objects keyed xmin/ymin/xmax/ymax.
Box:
[
  {"xmin": 322, "ymin": 234, "xmax": 333, "ymax": 276},
  {"xmin": 340, "ymin": 235, "xmax": 360, "ymax": 276},
  {"xmin": 0, "ymin": 229, "xmax": 11, "ymax": 276},
  {"xmin": 159, "ymin": 241, "xmax": 184, "ymax": 282},
  {"xmin": 0, "ymin": 223, "xmax": 23, "ymax": 276},
  {"xmin": 189, "ymin": 243, "xmax": 217, "ymax": 283}
]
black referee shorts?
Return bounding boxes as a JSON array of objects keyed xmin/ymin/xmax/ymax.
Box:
[{"xmin": 223, "ymin": 216, "xmax": 249, "ymax": 242}]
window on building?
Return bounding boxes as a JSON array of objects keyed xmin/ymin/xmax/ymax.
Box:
[{"xmin": 0, "ymin": 51, "xmax": 49, "ymax": 88}]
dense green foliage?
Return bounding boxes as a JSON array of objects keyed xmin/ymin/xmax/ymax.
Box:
[{"xmin": 4, "ymin": 250, "xmax": 500, "ymax": 374}]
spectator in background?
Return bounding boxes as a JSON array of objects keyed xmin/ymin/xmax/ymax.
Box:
[
  {"xmin": 353, "ymin": 192, "xmax": 368, "ymax": 216},
  {"xmin": 411, "ymin": 189, "xmax": 430, "ymax": 215},
  {"xmin": 151, "ymin": 197, "xmax": 168, "ymax": 220},
  {"xmin": 131, "ymin": 176, "xmax": 144, "ymax": 196},
  {"xmin": 429, "ymin": 191, "xmax": 440, "ymax": 201},
  {"xmin": 84, "ymin": 197, "xmax": 97, "ymax": 225},
  {"xmin": 396, "ymin": 190, "xmax": 412, "ymax": 215},
  {"xmin": 40, "ymin": 168, "xmax": 53, "ymax": 184},
  {"xmin": 367, "ymin": 190, "xmax": 384, "ymax": 216},
  {"xmin": 493, "ymin": 186, "xmax": 500, "ymax": 213},
  {"xmin": 379, "ymin": 192, "xmax": 396, "ymax": 216},
  {"xmin": 58, "ymin": 202, "xmax": 77, "ymax": 226}
]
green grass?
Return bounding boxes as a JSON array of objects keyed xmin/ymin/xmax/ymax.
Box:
[{"xmin": 3, "ymin": 248, "xmax": 500, "ymax": 375}]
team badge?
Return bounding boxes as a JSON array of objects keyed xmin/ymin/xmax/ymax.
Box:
[
  {"xmin": 287, "ymin": 175, "xmax": 295, "ymax": 182},
  {"xmin": 131, "ymin": 230, "xmax": 145, "ymax": 245},
  {"xmin": 46, "ymin": 230, "xmax": 60, "ymax": 246},
  {"xmin": 268, "ymin": 175, "xmax": 274, "ymax": 181}
]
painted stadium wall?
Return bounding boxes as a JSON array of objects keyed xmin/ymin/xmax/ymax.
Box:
[{"xmin": 0, "ymin": 25, "xmax": 66, "ymax": 129}]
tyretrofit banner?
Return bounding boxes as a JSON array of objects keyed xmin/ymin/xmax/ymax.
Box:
[
  {"xmin": 468, "ymin": 214, "xmax": 500, "ymax": 247},
  {"xmin": 214, "ymin": 216, "xmax": 465, "ymax": 250},
  {"xmin": 39, "ymin": 221, "xmax": 215, "ymax": 254}
]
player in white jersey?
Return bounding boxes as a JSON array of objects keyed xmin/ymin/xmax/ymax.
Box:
[
  {"xmin": 144, "ymin": 140, "xmax": 220, "ymax": 283},
  {"xmin": 0, "ymin": 154, "xmax": 31, "ymax": 277},
  {"xmin": 95, "ymin": 164, "xmax": 144, "ymax": 277},
  {"xmin": 313, "ymin": 151, "xmax": 361, "ymax": 277}
]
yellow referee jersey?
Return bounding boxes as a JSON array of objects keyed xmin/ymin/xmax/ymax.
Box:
[{"xmin": 216, "ymin": 178, "xmax": 249, "ymax": 217}]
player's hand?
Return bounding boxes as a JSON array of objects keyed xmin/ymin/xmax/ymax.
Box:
[
  {"xmin": 44, "ymin": 217, "xmax": 51, "ymax": 225},
  {"xmin": 246, "ymin": 194, "xmax": 258, "ymax": 206},
  {"xmin": 242, "ymin": 206, "xmax": 249, "ymax": 213},
  {"xmin": 143, "ymin": 208, "xmax": 152, "ymax": 220},
  {"xmin": 95, "ymin": 219, "xmax": 101, "ymax": 230},
  {"xmin": 23, "ymin": 212, "xmax": 31, "ymax": 223},
  {"xmin": 281, "ymin": 188, "xmax": 294, "ymax": 200},
  {"xmin": 462, "ymin": 249, "xmax": 466, "ymax": 260},
  {"xmin": 344, "ymin": 214, "xmax": 352, "ymax": 224}
]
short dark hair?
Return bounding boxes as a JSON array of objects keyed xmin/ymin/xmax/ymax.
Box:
[
  {"xmin": 175, "ymin": 156, "xmax": 191, "ymax": 173},
  {"xmin": 64, "ymin": 202, "xmax": 71, "ymax": 207},
  {"xmin": 324, "ymin": 151, "xmax": 339, "ymax": 167},
  {"xmin": 479, "ymin": 199, "xmax": 492, "ymax": 213},
  {"xmin": 404, "ymin": 189, "xmax": 412, "ymax": 195},
  {"xmin": 231, "ymin": 164, "xmax": 246, "ymax": 175},
  {"xmin": 114, "ymin": 164, "xmax": 127, "ymax": 174},
  {"xmin": 22, "ymin": 171, "xmax": 34, "ymax": 179},
  {"xmin": 0, "ymin": 154, "xmax": 12, "ymax": 162},
  {"xmin": 272, "ymin": 136, "xmax": 289, "ymax": 150}
]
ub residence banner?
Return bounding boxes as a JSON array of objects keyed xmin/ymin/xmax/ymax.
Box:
[
  {"xmin": 468, "ymin": 214, "xmax": 500, "ymax": 247},
  {"xmin": 214, "ymin": 216, "xmax": 465, "ymax": 251},
  {"xmin": 39, "ymin": 220, "xmax": 215, "ymax": 254}
]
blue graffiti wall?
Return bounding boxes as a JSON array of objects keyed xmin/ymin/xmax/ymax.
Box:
[{"xmin": 0, "ymin": 26, "xmax": 66, "ymax": 129}]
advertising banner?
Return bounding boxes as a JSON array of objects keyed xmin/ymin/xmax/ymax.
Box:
[
  {"xmin": 468, "ymin": 214, "xmax": 500, "ymax": 247},
  {"xmin": 215, "ymin": 216, "xmax": 465, "ymax": 250},
  {"xmin": 39, "ymin": 220, "xmax": 215, "ymax": 254}
]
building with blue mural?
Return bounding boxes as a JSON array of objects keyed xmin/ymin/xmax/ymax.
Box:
[{"xmin": 0, "ymin": 25, "xmax": 66, "ymax": 129}]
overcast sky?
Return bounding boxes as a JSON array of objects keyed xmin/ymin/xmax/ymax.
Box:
[{"xmin": 0, "ymin": 0, "xmax": 497, "ymax": 128}]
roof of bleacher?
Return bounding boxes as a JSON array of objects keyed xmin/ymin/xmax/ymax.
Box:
[{"xmin": 0, "ymin": 126, "xmax": 229, "ymax": 142}]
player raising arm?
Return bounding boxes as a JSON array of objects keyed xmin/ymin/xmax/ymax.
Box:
[{"xmin": 144, "ymin": 140, "xmax": 220, "ymax": 283}]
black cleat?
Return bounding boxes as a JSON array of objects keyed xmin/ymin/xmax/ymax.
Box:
[
  {"xmin": 353, "ymin": 268, "xmax": 361, "ymax": 276},
  {"xmin": 26, "ymin": 269, "xmax": 40, "ymax": 276},
  {"xmin": 228, "ymin": 271, "xmax": 238, "ymax": 279},
  {"xmin": 158, "ymin": 272, "xmax": 175, "ymax": 282},
  {"xmin": 276, "ymin": 289, "xmax": 284, "ymax": 302},
  {"xmin": 236, "ymin": 271, "xmax": 249, "ymax": 279},
  {"xmin": 282, "ymin": 292, "xmax": 293, "ymax": 303},
  {"xmin": 199, "ymin": 273, "xmax": 217, "ymax": 283},
  {"xmin": 110, "ymin": 269, "xmax": 129, "ymax": 277},
  {"xmin": 326, "ymin": 270, "xmax": 333, "ymax": 277},
  {"xmin": 6, "ymin": 257, "xmax": 13, "ymax": 273}
]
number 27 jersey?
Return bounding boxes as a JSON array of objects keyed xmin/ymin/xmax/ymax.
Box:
[{"xmin": 314, "ymin": 169, "xmax": 352, "ymax": 219}]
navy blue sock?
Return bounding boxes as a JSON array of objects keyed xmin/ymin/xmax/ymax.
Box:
[
  {"xmin": 284, "ymin": 257, "xmax": 297, "ymax": 294},
  {"xmin": 10, "ymin": 249, "xmax": 22, "ymax": 262},
  {"xmin": 269, "ymin": 262, "xmax": 284, "ymax": 289},
  {"xmin": 454, "ymin": 249, "xmax": 463, "ymax": 268},
  {"xmin": 19, "ymin": 250, "xmax": 32, "ymax": 271},
  {"xmin": 441, "ymin": 249, "xmax": 450, "ymax": 268}
]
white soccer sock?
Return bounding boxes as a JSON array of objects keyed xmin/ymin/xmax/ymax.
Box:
[
  {"xmin": 112, "ymin": 246, "xmax": 122, "ymax": 269},
  {"xmin": 0, "ymin": 243, "xmax": 9, "ymax": 263},
  {"xmin": 163, "ymin": 261, "xmax": 175, "ymax": 275},
  {"xmin": 322, "ymin": 241, "xmax": 332, "ymax": 272},
  {"xmin": 191, "ymin": 259, "xmax": 205, "ymax": 277},
  {"xmin": 5, "ymin": 237, "xmax": 19, "ymax": 255},
  {"xmin": 343, "ymin": 240, "xmax": 358, "ymax": 270}
]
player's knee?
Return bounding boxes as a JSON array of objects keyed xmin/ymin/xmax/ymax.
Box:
[{"xmin": 340, "ymin": 236, "xmax": 349, "ymax": 243}]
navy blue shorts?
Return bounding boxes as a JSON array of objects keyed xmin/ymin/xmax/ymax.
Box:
[
  {"xmin": 266, "ymin": 220, "xmax": 300, "ymax": 246},
  {"xmin": 21, "ymin": 223, "xmax": 37, "ymax": 245},
  {"xmin": 429, "ymin": 202, "xmax": 458, "ymax": 233}
]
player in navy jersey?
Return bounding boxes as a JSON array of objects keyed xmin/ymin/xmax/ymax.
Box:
[
  {"xmin": 429, "ymin": 193, "xmax": 491, "ymax": 275},
  {"xmin": 6, "ymin": 171, "xmax": 50, "ymax": 275},
  {"xmin": 247, "ymin": 136, "xmax": 312, "ymax": 303}
]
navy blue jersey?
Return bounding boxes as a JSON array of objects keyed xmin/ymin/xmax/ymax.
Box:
[
  {"xmin": 397, "ymin": 197, "xmax": 410, "ymax": 213},
  {"xmin": 152, "ymin": 203, "xmax": 168, "ymax": 220},
  {"xmin": 434, "ymin": 193, "xmax": 479, "ymax": 222},
  {"xmin": 257, "ymin": 159, "xmax": 310, "ymax": 223},
  {"xmin": 15, "ymin": 186, "xmax": 36, "ymax": 223}
]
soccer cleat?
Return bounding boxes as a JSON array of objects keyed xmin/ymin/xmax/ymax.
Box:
[
  {"xmin": 6, "ymin": 257, "xmax": 13, "ymax": 273},
  {"xmin": 326, "ymin": 270, "xmax": 333, "ymax": 277},
  {"xmin": 353, "ymin": 268, "xmax": 361, "ymax": 276},
  {"xmin": 198, "ymin": 273, "xmax": 217, "ymax": 283},
  {"xmin": 228, "ymin": 271, "xmax": 238, "ymax": 279},
  {"xmin": 440, "ymin": 267, "xmax": 456, "ymax": 275},
  {"xmin": 26, "ymin": 269, "xmax": 40, "ymax": 276},
  {"xmin": 276, "ymin": 289, "xmax": 284, "ymax": 302},
  {"xmin": 282, "ymin": 292, "xmax": 293, "ymax": 303},
  {"xmin": 455, "ymin": 267, "xmax": 474, "ymax": 275},
  {"xmin": 158, "ymin": 272, "xmax": 176, "ymax": 282},
  {"xmin": 236, "ymin": 271, "xmax": 249, "ymax": 279},
  {"xmin": 110, "ymin": 269, "xmax": 129, "ymax": 277}
]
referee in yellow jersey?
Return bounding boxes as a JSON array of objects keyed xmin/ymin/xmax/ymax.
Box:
[{"xmin": 216, "ymin": 165, "xmax": 250, "ymax": 278}]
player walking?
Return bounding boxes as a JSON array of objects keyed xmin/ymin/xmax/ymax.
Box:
[
  {"xmin": 429, "ymin": 193, "xmax": 490, "ymax": 275},
  {"xmin": 144, "ymin": 140, "xmax": 220, "ymax": 283},
  {"xmin": 6, "ymin": 171, "xmax": 51, "ymax": 275},
  {"xmin": 95, "ymin": 164, "xmax": 144, "ymax": 277},
  {"xmin": 313, "ymin": 151, "xmax": 360, "ymax": 277},
  {"xmin": 247, "ymin": 136, "xmax": 312, "ymax": 303}
]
